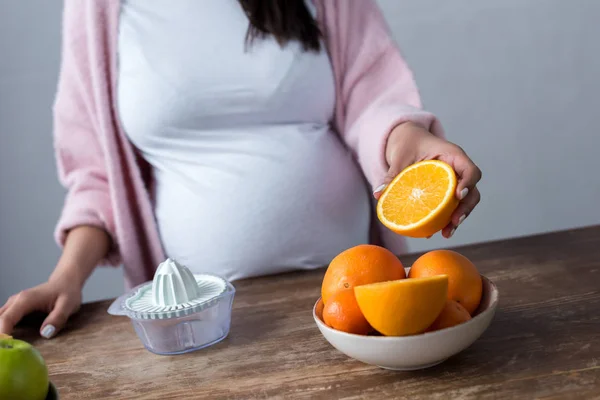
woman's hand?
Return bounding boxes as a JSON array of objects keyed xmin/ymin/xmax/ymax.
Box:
[
  {"xmin": 0, "ymin": 225, "xmax": 110, "ymax": 338},
  {"xmin": 0, "ymin": 275, "xmax": 82, "ymax": 339},
  {"xmin": 374, "ymin": 121, "xmax": 482, "ymax": 238}
]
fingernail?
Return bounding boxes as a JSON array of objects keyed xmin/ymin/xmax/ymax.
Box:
[
  {"xmin": 459, "ymin": 188, "xmax": 469, "ymax": 200},
  {"xmin": 458, "ymin": 214, "xmax": 466, "ymax": 226},
  {"xmin": 41, "ymin": 324, "xmax": 55, "ymax": 339},
  {"xmin": 449, "ymin": 228, "xmax": 456, "ymax": 238},
  {"xmin": 373, "ymin": 184, "xmax": 387, "ymax": 195}
]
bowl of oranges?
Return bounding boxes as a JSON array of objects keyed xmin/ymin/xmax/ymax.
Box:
[{"xmin": 313, "ymin": 245, "xmax": 498, "ymax": 370}]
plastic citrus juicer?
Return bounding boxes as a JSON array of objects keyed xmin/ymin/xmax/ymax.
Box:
[{"xmin": 108, "ymin": 258, "xmax": 235, "ymax": 355}]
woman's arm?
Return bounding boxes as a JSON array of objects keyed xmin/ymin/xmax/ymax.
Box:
[
  {"xmin": 318, "ymin": 0, "xmax": 444, "ymax": 189},
  {"xmin": 52, "ymin": 0, "xmax": 120, "ymax": 265},
  {"xmin": 0, "ymin": 1, "xmax": 121, "ymax": 339},
  {"xmin": 50, "ymin": 226, "xmax": 111, "ymax": 289},
  {"xmin": 318, "ymin": 0, "xmax": 481, "ymax": 240}
]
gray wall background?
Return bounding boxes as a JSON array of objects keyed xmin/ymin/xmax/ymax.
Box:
[{"xmin": 1, "ymin": 0, "xmax": 599, "ymax": 304}]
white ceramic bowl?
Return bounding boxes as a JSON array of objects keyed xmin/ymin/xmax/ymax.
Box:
[{"xmin": 313, "ymin": 275, "xmax": 498, "ymax": 370}]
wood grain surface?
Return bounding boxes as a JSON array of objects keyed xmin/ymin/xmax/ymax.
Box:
[{"xmin": 14, "ymin": 226, "xmax": 600, "ymax": 399}]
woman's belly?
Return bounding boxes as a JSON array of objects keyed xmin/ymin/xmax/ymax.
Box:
[{"xmin": 153, "ymin": 125, "xmax": 371, "ymax": 280}]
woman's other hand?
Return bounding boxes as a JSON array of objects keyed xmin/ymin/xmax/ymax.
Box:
[
  {"xmin": 0, "ymin": 225, "xmax": 111, "ymax": 338},
  {"xmin": 374, "ymin": 122, "xmax": 482, "ymax": 239},
  {"xmin": 0, "ymin": 276, "xmax": 82, "ymax": 339}
]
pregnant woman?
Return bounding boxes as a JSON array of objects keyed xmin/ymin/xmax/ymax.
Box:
[{"xmin": 0, "ymin": 0, "xmax": 481, "ymax": 339}]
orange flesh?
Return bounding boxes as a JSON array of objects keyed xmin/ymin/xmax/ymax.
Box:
[{"xmin": 380, "ymin": 163, "xmax": 451, "ymax": 226}]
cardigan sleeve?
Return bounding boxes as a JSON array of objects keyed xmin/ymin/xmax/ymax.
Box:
[
  {"xmin": 52, "ymin": 1, "xmax": 120, "ymax": 266},
  {"xmin": 323, "ymin": 0, "xmax": 445, "ymax": 189}
]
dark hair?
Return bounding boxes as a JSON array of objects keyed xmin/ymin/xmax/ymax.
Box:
[{"xmin": 238, "ymin": 0, "xmax": 321, "ymax": 52}]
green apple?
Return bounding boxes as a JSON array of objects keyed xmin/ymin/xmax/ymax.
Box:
[{"xmin": 0, "ymin": 335, "xmax": 49, "ymax": 400}]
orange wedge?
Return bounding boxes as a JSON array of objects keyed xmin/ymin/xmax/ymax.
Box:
[
  {"xmin": 354, "ymin": 275, "xmax": 448, "ymax": 336},
  {"xmin": 376, "ymin": 160, "xmax": 459, "ymax": 238}
]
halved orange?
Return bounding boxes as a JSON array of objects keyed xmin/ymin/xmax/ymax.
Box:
[
  {"xmin": 377, "ymin": 160, "xmax": 459, "ymax": 238},
  {"xmin": 354, "ymin": 275, "xmax": 448, "ymax": 336}
]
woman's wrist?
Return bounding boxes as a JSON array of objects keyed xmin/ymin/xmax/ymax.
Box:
[
  {"xmin": 49, "ymin": 225, "xmax": 111, "ymax": 290},
  {"xmin": 49, "ymin": 261, "xmax": 88, "ymax": 290}
]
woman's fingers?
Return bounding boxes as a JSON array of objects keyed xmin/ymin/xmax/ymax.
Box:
[
  {"xmin": 441, "ymin": 186, "xmax": 481, "ymax": 238},
  {"xmin": 372, "ymin": 184, "xmax": 388, "ymax": 200},
  {"xmin": 0, "ymin": 295, "xmax": 16, "ymax": 317},
  {"xmin": 0, "ymin": 282, "xmax": 81, "ymax": 338},
  {"xmin": 452, "ymin": 186, "xmax": 481, "ymax": 226},
  {"xmin": 40, "ymin": 295, "xmax": 78, "ymax": 339},
  {"xmin": 456, "ymin": 160, "xmax": 482, "ymax": 200},
  {"xmin": 451, "ymin": 150, "xmax": 482, "ymax": 200},
  {"xmin": 0, "ymin": 289, "xmax": 43, "ymax": 335},
  {"xmin": 436, "ymin": 147, "xmax": 481, "ymax": 239}
]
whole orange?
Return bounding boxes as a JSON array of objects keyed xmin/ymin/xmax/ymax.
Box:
[
  {"xmin": 408, "ymin": 249, "xmax": 482, "ymax": 314},
  {"xmin": 426, "ymin": 299, "xmax": 472, "ymax": 332},
  {"xmin": 321, "ymin": 244, "xmax": 406, "ymax": 304},
  {"xmin": 322, "ymin": 290, "xmax": 372, "ymax": 335}
]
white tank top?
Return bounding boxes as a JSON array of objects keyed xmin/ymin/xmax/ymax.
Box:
[{"xmin": 117, "ymin": 0, "xmax": 371, "ymax": 280}]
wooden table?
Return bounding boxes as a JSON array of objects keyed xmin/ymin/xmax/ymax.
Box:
[{"xmin": 15, "ymin": 226, "xmax": 600, "ymax": 399}]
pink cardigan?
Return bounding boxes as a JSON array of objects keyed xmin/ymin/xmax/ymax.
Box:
[{"xmin": 53, "ymin": 0, "xmax": 444, "ymax": 289}]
